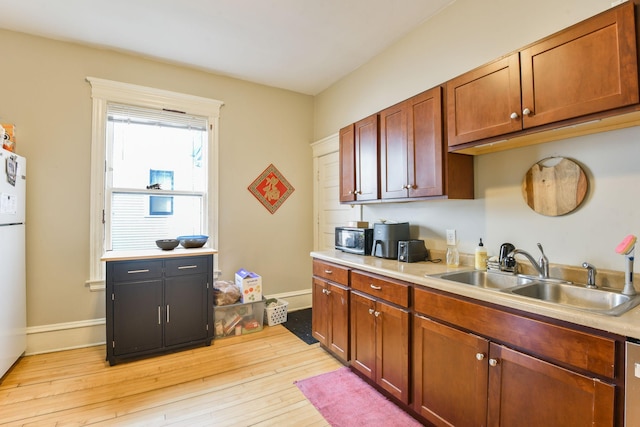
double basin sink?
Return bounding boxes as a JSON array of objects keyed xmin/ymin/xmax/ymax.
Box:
[{"xmin": 432, "ymin": 270, "xmax": 640, "ymax": 316}]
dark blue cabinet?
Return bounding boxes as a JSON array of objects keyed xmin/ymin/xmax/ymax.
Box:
[{"xmin": 105, "ymin": 254, "xmax": 213, "ymax": 365}]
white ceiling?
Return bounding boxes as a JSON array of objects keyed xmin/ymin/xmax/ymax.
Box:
[{"xmin": 0, "ymin": 0, "xmax": 454, "ymax": 95}]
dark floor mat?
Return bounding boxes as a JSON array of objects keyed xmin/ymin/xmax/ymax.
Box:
[{"xmin": 282, "ymin": 308, "xmax": 318, "ymax": 345}]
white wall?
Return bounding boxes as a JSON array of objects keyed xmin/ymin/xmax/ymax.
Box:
[{"xmin": 314, "ymin": 0, "xmax": 639, "ymax": 272}]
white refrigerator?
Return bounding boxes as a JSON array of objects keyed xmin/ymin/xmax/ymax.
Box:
[{"xmin": 0, "ymin": 147, "xmax": 26, "ymax": 379}]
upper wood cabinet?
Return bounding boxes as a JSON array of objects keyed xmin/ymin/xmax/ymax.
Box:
[
  {"xmin": 343, "ymin": 87, "xmax": 474, "ymax": 204},
  {"xmin": 447, "ymin": 1, "xmax": 639, "ymax": 148},
  {"xmin": 339, "ymin": 114, "xmax": 379, "ymax": 202},
  {"xmin": 338, "ymin": 124, "xmax": 356, "ymax": 202},
  {"xmin": 380, "ymin": 87, "xmax": 446, "ymax": 199}
]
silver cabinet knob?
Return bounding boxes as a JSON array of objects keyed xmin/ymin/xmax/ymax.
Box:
[
  {"xmin": 368, "ymin": 308, "xmax": 375, "ymax": 315},
  {"xmin": 523, "ymin": 108, "xmax": 532, "ymax": 116},
  {"xmin": 489, "ymin": 358, "xmax": 499, "ymax": 367},
  {"xmin": 374, "ymin": 311, "xmax": 381, "ymax": 317},
  {"xmin": 510, "ymin": 112, "xmax": 519, "ymax": 119},
  {"xmin": 476, "ymin": 353, "xmax": 486, "ymax": 361}
]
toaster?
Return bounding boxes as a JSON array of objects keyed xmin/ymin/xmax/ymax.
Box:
[{"xmin": 398, "ymin": 239, "xmax": 428, "ymax": 263}]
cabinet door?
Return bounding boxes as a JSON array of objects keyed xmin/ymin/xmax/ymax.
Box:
[
  {"xmin": 354, "ymin": 114, "xmax": 379, "ymax": 201},
  {"xmin": 520, "ymin": 3, "xmax": 638, "ymax": 129},
  {"xmin": 164, "ymin": 274, "xmax": 208, "ymax": 347},
  {"xmin": 376, "ymin": 299, "xmax": 410, "ymax": 404},
  {"xmin": 407, "ymin": 87, "xmax": 444, "ymax": 198},
  {"xmin": 413, "ymin": 314, "xmax": 489, "ymax": 427},
  {"xmin": 311, "ymin": 278, "xmax": 329, "ymax": 346},
  {"xmin": 339, "ymin": 124, "xmax": 356, "ymax": 202},
  {"xmin": 350, "ymin": 291, "xmax": 376, "ymax": 379},
  {"xmin": 379, "ymin": 101, "xmax": 409, "ymax": 199},
  {"xmin": 380, "ymin": 87, "xmax": 445, "ymax": 199},
  {"xmin": 112, "ymin": 280, "xmax": 163, "ymax": 356},
  {"xmin": 487, "ymin": 343, "xmax": 615, "ymax": 427},
  {"xmin": 328, "ymin": 282, "xmax": 350, "ymax": 363},
  {"xmin": 447, "ymin": 54, "xmax": 522, "ymax": 146}
]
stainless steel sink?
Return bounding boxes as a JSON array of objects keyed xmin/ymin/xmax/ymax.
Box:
[
  {"xmin": 507, "ymin": 281, "xmax": 640, "ymax": 316},
  {"xmin": 433, "ymin": 270, "xmax": 640, "ymax": 316},
  {"xmin": 434, "ymin": 270, "xmax": 537, "ymax": 290}
]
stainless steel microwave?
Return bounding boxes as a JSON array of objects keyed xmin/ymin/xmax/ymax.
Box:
[{"xmin": 335, "ymin": 227, "xmax": 373, "ymax": 255}]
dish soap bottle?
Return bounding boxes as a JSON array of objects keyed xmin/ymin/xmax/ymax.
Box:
[
  {"xmin": 446, "ymin": 245, "xmax": 459, "ymax": 267},
  {"xmin": 475, "ymin": 238, "xmax": 488, "ymax": 270}
]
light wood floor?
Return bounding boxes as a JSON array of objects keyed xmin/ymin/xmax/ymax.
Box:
[{"xmin": 0, "ymin": 325, "xmax": 344, "ymax": 426}]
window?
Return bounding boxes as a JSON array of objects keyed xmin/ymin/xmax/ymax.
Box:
[
  {"xmin": 106, "ymin": 104, "xmax": 207, "ymax": 250},
  {"xmin": 87, "ymin": 77, "xmax": 223, "ymax": 290}
]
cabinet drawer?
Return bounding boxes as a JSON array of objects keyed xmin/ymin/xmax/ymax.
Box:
[
  {"xmin": 165, "ymin": 256, "xmax": 209, "ymax": 277},
  {"xmin": 110, "ymin": 260, "xmax": 163, "ymax": 282},
  {"xmin": 351, "ymin": 270, "xmax": 409, "ymax": 308},
  {"xmin": 313, "ymin": 259, "xmax": 349, "ymax": 286},
  {"xmin": 414, "ymin": 286, "xmax": 617, "ymax": 379}
]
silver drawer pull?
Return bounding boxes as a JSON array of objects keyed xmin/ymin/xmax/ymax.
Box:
[
  {"xmin": 166, "ymin": 305, "xmax": 170, "ymax": 323},
  {"xmin": 370, "ymin": 284, "xmax": 382, "ymax": 290},
  {"xmin": 127, "ymin": 269, "xmax": 150, "ymax": 274},
  {"xmin": 324, "ymin": 269, "xmax": 333, "ymax": 274},
  {"xmin": 178, "ymin": 265, "xmax": 198, "ymax": 270},
  {"xmin": 158, "ymin": 306, "xmax": 161, "ymax": 325}
]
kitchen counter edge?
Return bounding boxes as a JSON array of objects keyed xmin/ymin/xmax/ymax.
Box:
[
  {"xmin": 311, "ymin": 250, "xmax": 640, "ymax": 340},
  {"xmin": 102, "ymin": 247, "xmax": 218, "ymax": 262}
]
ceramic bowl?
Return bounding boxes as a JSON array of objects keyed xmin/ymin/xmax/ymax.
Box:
[
  {"xmin": 177, "ymin": 235, "xmax": 208, "ymax": 248},
  {"xmin": 156, "ymin": 239, "xmax": 180, "ymax": 250}
]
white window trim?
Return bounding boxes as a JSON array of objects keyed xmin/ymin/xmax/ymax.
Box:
[{"xmin": 86, "ymin": 77, "xmax": 223, "ymax": 291}]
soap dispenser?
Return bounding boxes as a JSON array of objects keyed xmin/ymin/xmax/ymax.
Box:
[{"xmin": 475, "ymin": 238, "xmax": 488, "ymax": 270}]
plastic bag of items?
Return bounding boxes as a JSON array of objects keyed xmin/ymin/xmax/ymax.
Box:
[{"xmin": 213, "ymin": 280, "xmax": 241, "ymax": 306}]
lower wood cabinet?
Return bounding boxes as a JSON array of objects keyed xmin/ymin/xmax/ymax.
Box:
[
  {"xmin": 106, "ymin": 254, "xmax": 213, "ymax": 365},
  {"xmin": 413, "ymin": 286, "xmax": 619, "ymax": 427},
  {"xmin": 311, "ymin": 277, "xmax": 350, "ymax": 362},
  {"xmin": 351, "ymin": 290, "xmax": 410, "ymax": 404},
  {"xmin": 413, "ymin": 314, "xmax": 616, "ymax": 427},
  {"xmin": 350, "ymin": 270, "xmax": 411, "ymax": 404},
  {"xmin": 312, "ymin": 259, "xmax": 351, "ymax": 362},
  {"xmin": 413, "ymin": 314, "xmax": 489, "ymax": 426},
  {"xmin": 488, "ymin": 342, "xmax": 615, "ymax": 427}
]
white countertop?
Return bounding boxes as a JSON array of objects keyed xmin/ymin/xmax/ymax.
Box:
[
  {"xmin": 311, "ymin": 250, "xmax": 640, "ymax": 340},
  {"xmin": 102, "ymin": 247, "xmax": 218, "ymax": 262}
]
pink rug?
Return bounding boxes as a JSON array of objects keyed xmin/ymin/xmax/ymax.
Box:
[{"xmin": 295, "ymin": 367, "xmax": 423, "ymax": 426}]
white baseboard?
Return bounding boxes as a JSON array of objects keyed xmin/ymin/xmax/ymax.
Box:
[
  {"xmin": 264, "ymin": 289, "xmax": 312, "ymax": 312},
  {"xmin": 25, "ymin": 288, "xmax": 312, "ymax": 355},
  {"xmin": 26, "ymin": 319, "xmax": 106, "ymax": 356}
]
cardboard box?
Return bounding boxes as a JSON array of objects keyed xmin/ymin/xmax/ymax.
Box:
[
  {"xmin": 1, "ymin": 123, "xmax": 15, "ymax": 152},
  {"xmin": 235, "ymin": 268, "xmax": 262, "ymax": 303},
  {"xmin": 213, "ymin": 298, "xmax": 265, "ymax": 338}
]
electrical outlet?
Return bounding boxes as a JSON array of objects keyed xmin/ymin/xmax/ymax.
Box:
[{"xmin": 446, "ymin": 229, "xmax": 457, "ymax": 246}]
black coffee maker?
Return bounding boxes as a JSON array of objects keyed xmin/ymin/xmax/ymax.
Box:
[{"xmin": 371, "ymin": 222, "xmax": 410, "ymax": 259}]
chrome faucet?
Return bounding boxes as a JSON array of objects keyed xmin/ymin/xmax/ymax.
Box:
[
  {"xmin": 508, "ymin": 243, "xmax": 549, "ymax": 278},
  {"xmin": 582, "ymin": 262, "xmax": 597, "ymax": 289}
]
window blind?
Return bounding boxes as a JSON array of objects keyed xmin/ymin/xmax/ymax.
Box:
[{"xmin": 107, "ymin": 103, "xmax": 208, "ymax": 131}]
